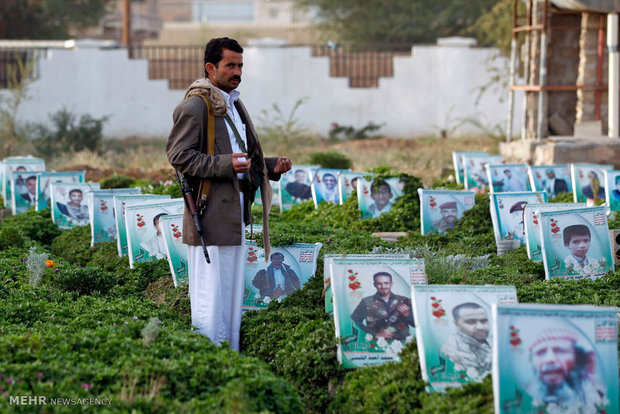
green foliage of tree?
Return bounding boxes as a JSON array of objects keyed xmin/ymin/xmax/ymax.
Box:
[
  {"xmin": 0, "ymin": 58, "xmax": 34, "ymax": 158},
  {"xmin": 467, "ymin": 0, "xmax": 526, "ymax": 53},
  {"xmin": 0, "ymin": 0, "xmax": 111, "ymax": 39},
  {"xmin": 295, "ymin": 0, "xmax": 501, "ymax": 44}
]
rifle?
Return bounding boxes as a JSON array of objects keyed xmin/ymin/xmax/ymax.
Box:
[{"xmin": 175, "ymin": 170, "xmax": 210, "ymax": 263}]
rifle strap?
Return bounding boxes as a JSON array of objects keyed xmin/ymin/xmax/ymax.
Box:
[{"xmin": 196, "ymin": 95, "xmax": 215, "ymax": 212}]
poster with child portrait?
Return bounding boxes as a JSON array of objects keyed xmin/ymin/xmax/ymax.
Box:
[
  {"xmin": 89, "ymin": 188, "xmax": 141, "ymax": 246},
  {"xmin": 452, "ymin": 151, "xmax": 488, "ymax": 185},
  {"xmin": 539, "ymin": 205, "xmax": 613, "ymax": 280},
  {"xmin": 2, "ymin": 156, "xmax": 45, "ymax": 208},
  {"xmin": 125, "ymin": 199, "xmax": 184, "ymax": 268},
  {"xmin": 486, "ymin": 163, "xmax": 530, "ymax": 193},
  {"xmin": 311, "ymin": 168, "xmax": 342, "ymax": 206},
  {"xmin": 493, "ymin": 303, "xmax": 618, "ymax": 414},
  {"xmin": 570, "ymin": 163, "xmax": 613, "ymax": 204},
  {"xmin": 50, "ymin": 182, "xmax": 101, "ymax": 229},
  {"xmin": 358, "ymin": 176, "xmax": 404, "ymax": 219},
  {"xmin": 523, "ymin": 203, "xmax": 584, "ymax": 262},
  {"xmin": 159, "ymin": 214, "xmax": 188, "ymax": 287},
  {"xmin": 278, "ymin": 165, "xmax": 318, "ymax": 211},
  {"xmin": 331, "ymin": 258, "xmax": 427, "ymax": 369},
  {"xmin": 462, "ymin": 154, "xmax": 502, "ymax": 192},
  {"xmin": 412, "ymin": 285, "xmax": 518, "ymax": 392},
  {"xmin": 243, "ymin": 241, "xmax": 322, "ymax": 311},
  {"xmin": 603, "ymin": 170, "xmax": 620, "ymax": 213},
  {"xmin": 36, "ymin": 171, "xmax": 86, "ymax": 211},
  {"xmin": 418, "ymin": 189, "xmax": 476, "ymax": 235},
  {"xmin": 114, "ymin": 194, "xmax": 171, "ymax": 257},
  {"xmin": 489, "ymin": 191, "xmax": 547, "ymax": 245},
  {"xmin": 528, "ymin": 164, "xmax": 572, "ymax": 198},
  {"xmin": 10, "ymin": 171, "xmax": 41, "ymax": 215}
]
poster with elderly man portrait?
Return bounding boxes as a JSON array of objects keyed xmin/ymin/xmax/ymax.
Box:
[
  {"xmin": 243, "ymin": 241, "xmax": 322, "ymax": 311},
  {"xmin": 486, "ymin": 164, "xmax": 531, "ymax": 193},
  {"xmin": 570, "ymin": 163, "xmax": 613, "ymax": 204},
  {"xmin": 493, "ymin": 303, "xmax": 618, "ymax": 414},
  {"xmin": 528, "ymin": 165, "xmax": 572, "ymax": 198},
  {"xmin": 311, "ymin": 168, "xmax": 342, "ymax": 206},
  {"xmin": 411, "ymin": 285, "xmax": 518, "ymax": 392},
  {"xmin": 50, "ymin": 182, "xmax": 101, "ymax": 230},
  {"xmin": 418, "ymin": 189, "xmax": 476, "ymax": 235},
  {"xmin": 490, "ymin": 192, "xmax": 547, "ymax": 245},
  {"xmin": 331, "ymin": 258, "xmax": 427, "ymax": 369},
  {"xmin": 538, "ymin": 205, "xmax": 613, "ymax": 280}
]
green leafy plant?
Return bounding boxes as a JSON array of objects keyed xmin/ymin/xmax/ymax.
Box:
[
  {"xmin": 308, "ymin": 151, "xmax": 352, "ymax": 169},
  {"xmin": 100, "ymin": 174, "xmax": 136, "ymax": 189},
  {"xmin": 328, "ymin": 121, "xmax": 382, "ymax": 141}
]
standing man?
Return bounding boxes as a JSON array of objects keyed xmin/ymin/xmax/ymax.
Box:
[{"xmin": 167, "ymin": 37, "xmax": 292, "ymax": 351}]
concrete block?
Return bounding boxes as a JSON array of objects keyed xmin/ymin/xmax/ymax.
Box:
[{"xmin": 574, "ymin": 120, "xmax": 602, "ymax": 137}]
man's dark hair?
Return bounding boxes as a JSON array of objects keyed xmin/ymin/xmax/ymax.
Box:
[
  {"xmin": 563, "ymin": 224, "xmax": 591, "ymax": 246},
  {"xmin": 323, "ymin": 173, "xmax": 336, "ymax": 180},
  {"xmin": 26, "ymin": 175, "xmax": 36, "ymax": 182},
  {"xmin": 370, "ymin": 179, "xmax": 391, "ymax": 195},
  {"xmin": 452, "ymin": 302, "xmax": 484, "ymax": 321},
  {"xmin": 373, "ymin": 271, "xmax": 392, "ymax": 283},
  {"xmin": 204, "ymin": 37, "xmax": 243, "ymax": 77},
  {"xmin": 69, "ymin": 189, "xmax": 82, "ymax": 196},
  {"xmin": 153, "ymin": 212, "xmax": 168, "ymax": 227},
  {"xmin": 270, "ymin": 252, "xmax": 284, "ymax": 260}
]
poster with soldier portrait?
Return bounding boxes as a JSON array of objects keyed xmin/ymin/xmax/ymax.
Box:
[
  {"xmin": 603, "ymin": 170, "xmax": 620, "ymax": 213},
  {"xmin": 412, "ymin": 285, "xmax": 518, "ymax": 392},
  {"xmin": 570, "ymin": 163, "xmax": 613, "ymax": 204},
  {"xmin": 311, "ymin": 168, "xmax": 342, "ymax": 206},
  {"xmin": 357, "ymin": 176, "xmax": 405, "ymax": 219},
  {"xmin": 113, "ymin": 194, "xmax": 171, "ymax": 257},
  {"xmin": 243, "ymin": 241, "xmax": 322, "ymax": 311},
  {"xmin": 88, "ymin": 188, "xmax": 141, "ymax": 246},
  {"xmin": 10, "ymin": 171, "xmax": 41, "ymax": 215},
  {"xmin": 125, "ymin": 199, "xmax": 184, "ymax": 268},
  {"xmin": 278, "ymin": 165, "xmax": 318, "ymax": 211},
  {"xmin": 489, "ymin": 191, "xmax": 547, "ymax": 245},
  {"xmin": 418, "ymin": 189, "xmax": 476, "ymax": 235},
  {"xmin": 462, "ymin": 154, "xmax": 502, "ymax": 193},
  {"xmin": 36, "ymin": 171, "xmax": 86, "ymax": 211},
  {"xmin": 158, "ymin": 214, "xmax": 188, "ymax": 287},
  {"xmin": 452, "ymin": 151, "xmax": 488, "ymax": 185},
  {"xmin": 50, "ymin": 182, "xmax": 101, "ymax": 230},
  {"xmin": 2, "ymin": 156, "xmax": 46, "ymax": 208},
  {"xmin": 523, "ymin": 203, "xmax": 584, "ymax": 262},
  {"xmin": 485, "ymin": 163, "xmax": 531, "ymax": 193},
  {"xmin": 331, "ymin": 258, "xmax": 427, "ymax": 369},
  {"xmin": 493, "ymin": 303, "xmax": 618, "ymax": 414},
  {"xmin": 528, "ymin": 164, "xmax": 572, "ymax": 198},
  {"xmin": 539, "ymin": 205, "xmax": 613, "ymax": 280}
]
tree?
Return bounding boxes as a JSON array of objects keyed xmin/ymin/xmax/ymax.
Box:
[
  {"xmin": 294, "ymin": 0, "xmax": 501, "ymax": 44},
  {"xmin": 0, "ymin": 0, "xmax": 111, "ymax": 39}
]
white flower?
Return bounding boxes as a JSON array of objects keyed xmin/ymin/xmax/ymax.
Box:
[
  {"xmin": 376, "ymin": 337, "xmax": 388, "ymax": 349},
  {"xmin": 254, "ymin": 292, "xmax": 261, "ymax": 298},
  {"xmin": 466, "ymin": 367, "xmax": 479, "ymax": 380},
  {"xmin": 454, "ymin": 363, "xmax": 464, "ymax": 372},
  {"xmin": 389, "ymin": 340, "xmax": 404, "ymax": 354},
  {"xmin": 365, "ymin": 333, "xmax": 374, "ymax": 342},
  {"xmin": 590, "ymin": 260, "xmax": 601, "ymax": 270},
  {"xmin": 405, "ymin": 335, "xmax": 414, "ymax": 344},
  {"xmin": 263, "ymin": 296, "xmax": 271, "ymax": 304}
]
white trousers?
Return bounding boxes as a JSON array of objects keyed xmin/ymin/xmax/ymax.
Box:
[{"xmin": 187, "ymin": 193, "xmax": 246, "ymax": 351}]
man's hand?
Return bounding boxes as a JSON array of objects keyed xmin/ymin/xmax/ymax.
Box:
[
  {"xmin": 397, "ymin": 303, "xmax": 410, "ymax": 316},
  {"xmin": 274, "ymin": 156, "xmax": 292, "ymax": 174},
  {"xmin": 232, "ymin": 153, "xmax": 250, "ymax": 173}
]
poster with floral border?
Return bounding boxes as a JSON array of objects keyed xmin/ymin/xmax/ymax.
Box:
[
  {"xmin": 125, "ymin": 199, "xmax": 184, "ymax": 269},
  {"xmin": 311, "ymin": 168, "xmax": 342, "ymax": 206},
  {"xmin": 36, "ymin": 171, "xmax": 86, "ymax": 211},
  {"xmin": 490, "ymin": 191, "xmax": 547, "ymax": 245},
  {"xmin": 278, "ymin": 165, "xmax": 319, "ymax": 211},
  {"xmin": 418, "ymin": 189, "xmax": 476, "ymax": 235},
  {"xmin": 338, "ymin": 171, "xmax": 373, "ymax": 204},
  {"xmin": 357, "ymin": 176, "xmax": 405, "ymax": 219},
  {"xmin": 88, "ymin": 188, "xmax": 141, "ymax": 246},
  {"xmin": 493, "ymin": 303, "xmax": 618, "ymax": 414},
  {"xmin": 412, "ymin": 285, "xmax": 517, "ymax": 393},
  {"xmin": 331, "ymin": 258, "xmax": 427, "ymax": 369},
  {"xmin": 528, "ymin": 164, "xmax": 572, "ymax": 198},
  {"xmin": 570, "ymin": 163, "xmax": 613, "ymax": 204},
  {"xmin": 485, "ymin": 163, "xmax": 531, "ymax": 193},
  {"xmin": 538, "ymin": 205, "xmax": 613, "ymax": 280},
  {"xmin": 50, "ymin": 182, "xmax": 101, "ymax": 230},
  {"xmin": 452, "ymin": 151, "xmax": 487, "ymax": 185},
  {"xmin": 323, "ymin": 253, "xmax": 409, "ymax": 315},
  {"xmin": 10, "ymin": 171, "xmax": 41, "ymax": 215},
  {"xmin": 2, "ymin": 156, "xmax": 45, "ymax": 208},
  {"xmin": 524, "ymin": 202, "xmax": 585, "ymax": 261},
  {"xmin": 158, "ymin": 214, "xmax": 188, "ymax": 287},
  {"xmin": 603, "ymin": 170, "xmax": 620, "ymax": 213},
  {"xmin": 243, "ymin": 241, "xmax": 322, "ymax": 311},
  {"xmin": 113, "ymin": 194, "xmax": 171, "ymax": 257},
  {"xmin": 462, "ymin": 154, "xmax": 502, "ymax": 193}
]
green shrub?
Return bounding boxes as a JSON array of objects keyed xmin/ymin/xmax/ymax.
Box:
[
  {"xmin": 308, "ymin": 152, "xmax": 353, "ymax": 169},
  {"xmin": 0, "ymin": 209, "xmax": 61, "ymax": 249},
  {"xmin": 50, "ymin": 225, "xmax": 92, "ymax": 266},
  {"xmin": 52, "ymin": 265, "xmax": 117, "ymax": 295},
  {"xmin": 99, "ymin": 174, "xmax": 135, "ymax": 189},
  {"xmin": 0, "ymin": 224, "xmax": 27, "ymax": 250}
]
